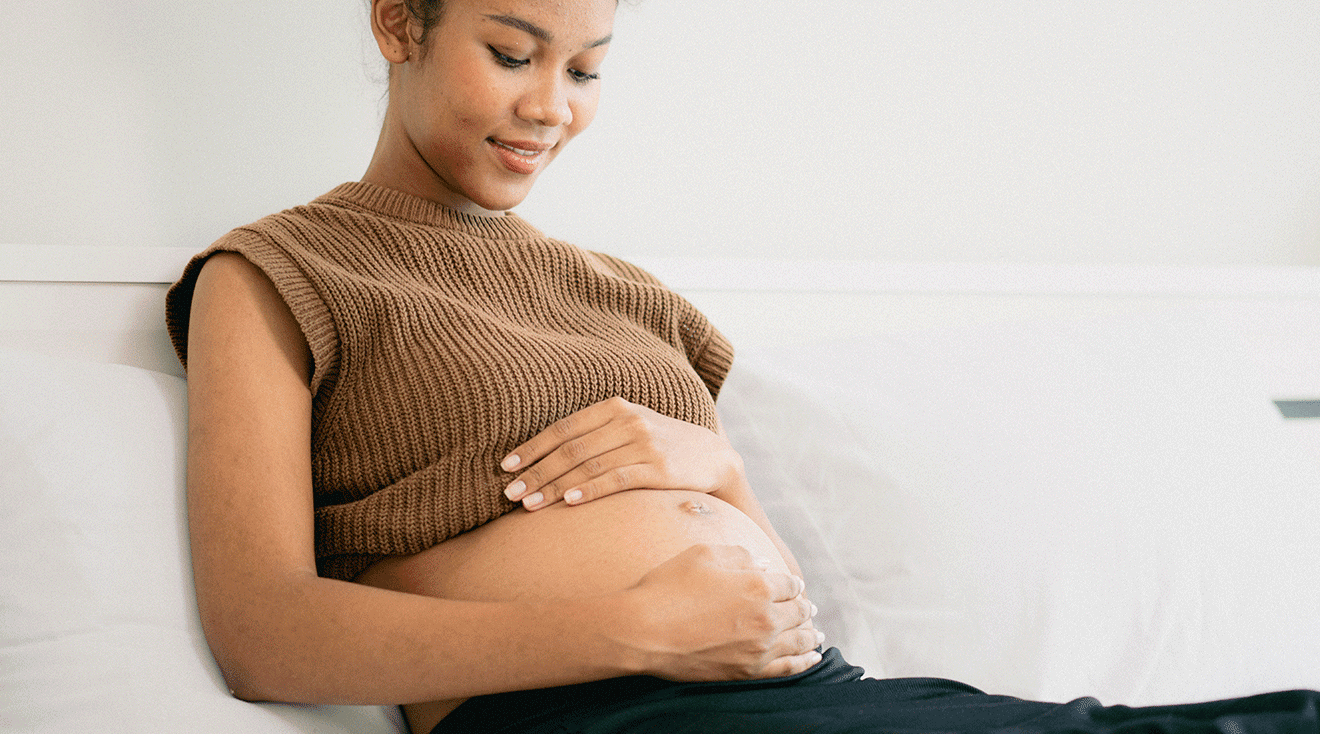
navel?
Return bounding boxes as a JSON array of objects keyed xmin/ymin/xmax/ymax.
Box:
[{"xmin": 681, "ymin": 499, "xmax": 713, "ymax": 516}]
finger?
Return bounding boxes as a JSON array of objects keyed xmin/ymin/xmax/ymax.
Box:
[
  {"xmin": 756, "ymin": 626, "xmax": 826, "ymax": 679},
  {"xmin": 521, "ymin": 459, "xmax": 648, "ymax": 510},
  {"xmin": 770, "ymin": 595, "xmax": 816, "ymax": 634},
  {"xmin": 507, "ymin": 437, "xmax": 638, "ymax": 507},
  {"xmin": 556, "ymin": 459, "xmax": 654, "ymax": 507},
  {"xmin": 501, "ymin": 398, "xmax": 633, "ymax": 473},
  {"xmin": 501, "ymin": 407, "xmax": 612, "ymax": 474},
  {"xmin": 755, "ymin": 646, "xmax": 825, "ymax": 679},
  {"xmin": 762, "ymin": 571, "xmax": 807, "ymax": 604}
]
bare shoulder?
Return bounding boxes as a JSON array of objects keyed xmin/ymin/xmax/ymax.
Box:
[{"xmin": 189, "ymin": 251, "xmax": 312, "ymax": 388}]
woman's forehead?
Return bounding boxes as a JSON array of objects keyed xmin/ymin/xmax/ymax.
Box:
[{"xmin": 449, "ymin": 0, "xmax": 618, "ymax": 33}]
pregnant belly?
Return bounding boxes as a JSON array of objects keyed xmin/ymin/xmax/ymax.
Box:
[{"xmin": 354, "ymin": 489, "xmax": 791, "ymax": 733}]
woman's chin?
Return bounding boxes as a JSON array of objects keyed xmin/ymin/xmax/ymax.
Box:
[
  {"xmin": 402, "ymin": 173, "xmax": 536, "ymax": 216},
  {"xmin": 449, "ymin": 185, "xmax": 534, "ymax": 216},
  {"xmin": 476, "ymin": 182, "xmax": 540, "ymax": 214},
  {"xmin": 451, "ymin": 164, "xmax": 548, "ymax": 214}
]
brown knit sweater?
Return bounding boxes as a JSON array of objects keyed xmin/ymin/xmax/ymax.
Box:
[{"xmin": 166, "ymin": 182, "xmax": 734, "ymax": 581}]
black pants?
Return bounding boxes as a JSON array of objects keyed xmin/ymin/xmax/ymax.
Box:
[{"xmin": 432, "ymin": 648, "xmax": 1320, "ymax": 734}]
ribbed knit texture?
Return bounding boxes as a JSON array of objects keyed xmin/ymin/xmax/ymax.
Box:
[{"xmin": 166, "ymin": 182, "xmax": 734, "ymax": 581}]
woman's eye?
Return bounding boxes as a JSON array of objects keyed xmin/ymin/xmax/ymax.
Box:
[
  {"xmin": 488, "ymin": 46, "xmax": 529, "ymax": 69},
  {"xmin": 488, "ymin": 45, "xmax": 599, "ymax": 84},
  {"xmin": 569, "ymin": 68, "xmax": 601, "ymax": 85}
]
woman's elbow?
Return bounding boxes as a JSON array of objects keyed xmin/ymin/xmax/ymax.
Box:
[
  {"xmin": 198, "ymin": 610, "xmax": 280, "ymax": 701},
  {"xmin": 195, "ymin": 589, "xmax": 307, "ymax": 703}
]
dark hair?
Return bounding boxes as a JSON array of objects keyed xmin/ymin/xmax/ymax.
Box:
[
  {"xmin": 401, "ymin": 0, "xmax": 445, "ymax": 47},
  {"xmin": 400, "ymin": 0, "xmax": 626, "ymax": 49}
]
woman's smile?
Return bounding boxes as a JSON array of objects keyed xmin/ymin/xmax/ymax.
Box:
[{"xmin": 488, "ymin": 137, "xmax": 554, "ymax": 175}]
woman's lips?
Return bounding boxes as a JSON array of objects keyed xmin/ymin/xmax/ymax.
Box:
[{"xmin": 488, "ymin": 138, "xmax": 551, "ymax": 175}]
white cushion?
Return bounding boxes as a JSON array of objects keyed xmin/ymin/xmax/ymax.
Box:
[
  {"xmin": 720, "ymin": 303, "xmax": 1320, "ymax": 706},
  {"xmin": 0, "ymin": 348, "xmax": 404, "ymax": 734}
]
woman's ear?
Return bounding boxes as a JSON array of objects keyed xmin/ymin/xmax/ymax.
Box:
[{"xmin": 370, "ymin": 0, "xmax": 413, "ymax": 65}]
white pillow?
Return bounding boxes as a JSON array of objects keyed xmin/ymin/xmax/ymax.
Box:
[
  {"xmin": 0, "ymin": 348, "xmax": 404, "ymax": 734},
  {"xmin": 719, "ymin": 304, "xmax": 1320, "ymax": 706}
]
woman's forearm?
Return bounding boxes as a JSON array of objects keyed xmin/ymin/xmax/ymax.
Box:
[
  {"xmin": 206, "ymin": 570, "xmax": 639, "ymax": 705},
  {"xmin": 206, "ymin": 546, "xmax": 819, "ymax": 705}
]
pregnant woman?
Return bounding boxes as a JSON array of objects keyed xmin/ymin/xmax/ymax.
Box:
[{"xmin": 166, "ymin": 1, "xmax": 1320, "ymax": 732}]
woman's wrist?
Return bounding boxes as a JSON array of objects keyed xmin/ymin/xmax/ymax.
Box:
[
  {"xmin": 709, "ymin": 449, "xmax": 751, "ymax": 501},
  {"xmin": 709, "ymin": 443, "xmax": 749, "ymax": 496},
  {"xmin": 550, "ymin": 591, "xmax": 656, "ymax": 678}
]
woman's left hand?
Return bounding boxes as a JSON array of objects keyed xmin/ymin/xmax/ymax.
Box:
[{"xmin": 500, "ymin": 397, "xmax": 744, "ymax": 510}]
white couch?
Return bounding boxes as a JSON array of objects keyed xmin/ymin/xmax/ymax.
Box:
[{"xmin": 3, "ymin": 247, "xmax": 1320, "ymax": 732}]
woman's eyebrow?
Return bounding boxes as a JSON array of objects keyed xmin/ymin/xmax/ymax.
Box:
[{"xmin": 483, "ymin": 14, "xmax": 612, "ymax": 49}]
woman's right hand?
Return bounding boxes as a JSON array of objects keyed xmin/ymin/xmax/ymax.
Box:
[{"xmin": 611, "ymin": 543, "xmax": 823, "ymax": 681}]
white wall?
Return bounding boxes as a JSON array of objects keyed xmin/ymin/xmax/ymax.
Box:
[{"xmin": 3, "ymin": 1, "xmax": 1319, "ymax": 265}]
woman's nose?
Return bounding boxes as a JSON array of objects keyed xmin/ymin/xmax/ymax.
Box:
[{"xmin": 517, "ymin": 73, "xmax": 573, "ymax": 128}]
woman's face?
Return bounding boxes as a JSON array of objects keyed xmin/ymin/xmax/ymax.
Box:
[{"xmin": 372, "ymin": 0, "xmax": 616, "ymax": 215}]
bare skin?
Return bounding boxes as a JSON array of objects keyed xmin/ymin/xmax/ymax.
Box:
[
  {"xmin": 359, "ymin": 489, "xmax": 809, "ymax": 732},
  {"xmin": 184, "ymin": 1, "xmax": 821, "ymax": 732}
]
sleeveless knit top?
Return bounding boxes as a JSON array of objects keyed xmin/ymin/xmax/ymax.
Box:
[{"xmin": 166, "ymin": 182, "xmax": 734, "ymax": 581}]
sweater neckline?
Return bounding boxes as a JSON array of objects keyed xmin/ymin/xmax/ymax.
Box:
[{"xmin": 315, "ymin": 181, "xmax": 545, "ymax": 241}]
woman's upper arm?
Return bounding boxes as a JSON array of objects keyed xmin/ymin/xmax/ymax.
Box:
[{"xmin": 183, "ymin": 252, "xmax": 318, "ymax": 664}]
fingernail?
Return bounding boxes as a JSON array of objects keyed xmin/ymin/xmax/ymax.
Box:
[
  {"xmin": 564, "ymin": 489, "xmax": 583, "ymax": 504},
  {"xmin": 811, "ymin": 603, "xmax": 818, "ymax": 617},
  {"xmin": 501, "ymin": 454, "xmax": 521, "ymax": 471},
  {"xmin": 815, "ymin": 630, "xmax": 826, "ymax": 645},
  {"xmin": 504, "ymin": 481, "xmax": 526, "ymax": 501},
  {"xmin": 522, "ymin": 492, "xmax": 544, "ymax": 509}
]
